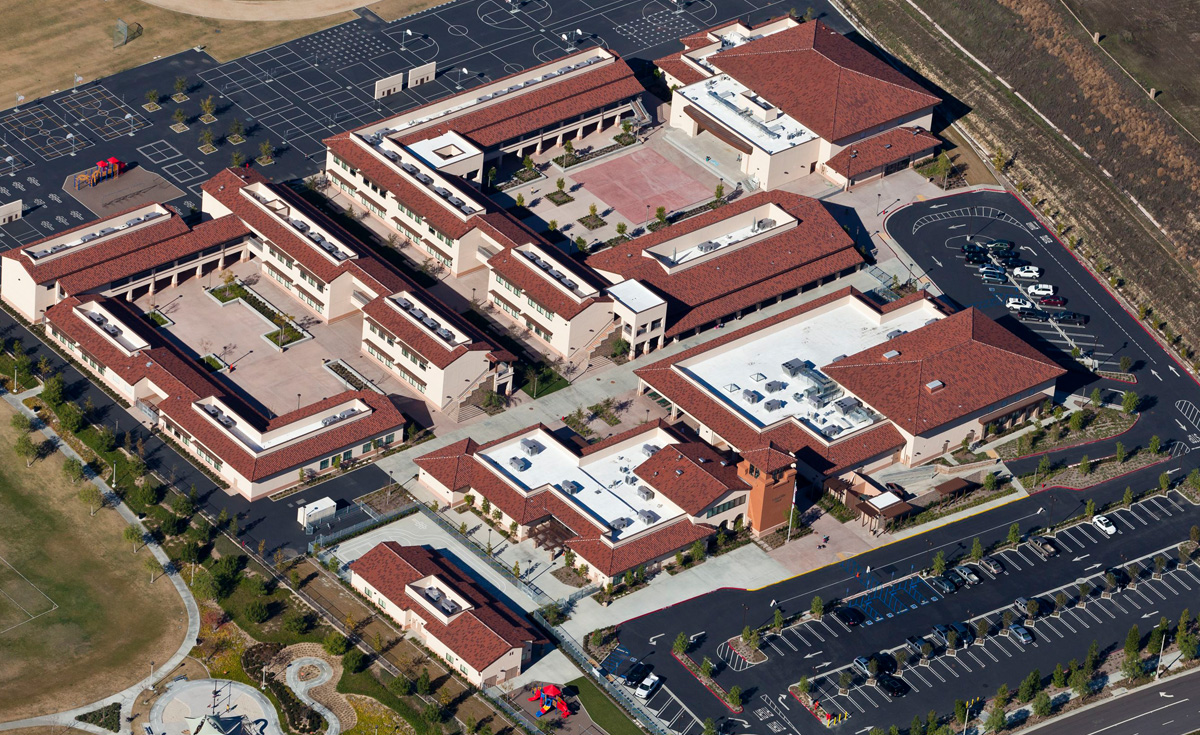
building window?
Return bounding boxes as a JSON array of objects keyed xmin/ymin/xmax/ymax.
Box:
[
  {"xmin": 362, "ymin": 442, "xmax": 373, "ymax": 454},
  {"xmin": 342, "ymin": 450, "xmax": 352, "ymax": 462},
  {"xmin": 425, "ymin": 243, "xmax": 452, "ymax": 267},
  {"xmin": 385, "ymin": 433, "xmax": 395, "ymax": 444},
  {"xmin": 705, "ymin": 494, "xmax": 747, "ymax": 518},
  {"xmin": 366, "ymin": 343, "xmax": 394, "ymax": 369},
  {"xmin": 651, "ymin": 318, "xmax": 663, "ymax": 331},
  {"xmin": 399, "ymin": 344, "xmax": 428, "ymax": 371},
  {"xmin": 527, "ymin": 320, "xmax": 552, "ymax": 341},
  {"xmin": 369, "ymin": 322, "xmax": 396, "ymax": 346},
  {"xmin": 492, "ymin": 295, "xmax": 520, "ymax": 319},
  {"xmin": 297, "ymin": 268, "xmax": 325, "ymax": 293},
  {"xmin": 497, "ymin": 274, "xmax": 522, "ymax": 297},
  {"xmin": 320, "ymin": 458, "xmax": 330, "ymax": 470},
  {"xmin": 526, "ymin": 297, "xmax": 555, "ymax": 320}
]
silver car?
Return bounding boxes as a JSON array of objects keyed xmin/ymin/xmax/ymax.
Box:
[
  {"xmin": 952, "ymin": 565, "xmax": 981, "ymax": 585},
  {"xmin": 1010, "ymin": 625, "xmax": 1034, "ymax": 645}
]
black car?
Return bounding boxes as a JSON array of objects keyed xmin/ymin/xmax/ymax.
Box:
[
  {"xmin": 1051, "ymin": 311, "xmax": 1088, "ymax": 325},
  {"xmin": 876, "ymin": 674, "xmax": 909, "ymax": 698},
  {"xmin": 1016, "ymin": 309, "xmax": 1049, "ymax": 322},
  {"xmin": 995, "ymin": 256, "xmax": 1029, "ymax": 268},
  {"xmin": 617, "ymin": 661, "xmax": 649, "ymax": 687},
  {"xmin": 964, "ymin": 253, "xmax": 990, "ymax": 265},
  {"xmin": 984, "ymin": 239, "xmax": 1016, "ymax": 251},
  {"xmin": 962, "ymin": 243, "xmax": 987, "ymax": 254},
  {"xmin": 834, "ymin": 606, "xmax": 866, "ymax": 627},
  {"xmin": 981, "ymin": 275, "xmax": 1008, "ymax": 286}
]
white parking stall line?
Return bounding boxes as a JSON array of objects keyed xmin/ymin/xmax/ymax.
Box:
[
  {"xmin": 1093, "ymin": 600, "xmax": 1117, "ymax": 619},
  {"xmin": 933, "ymin": 659, "xmax": 960, "ymax": 678},
  {"xmin": 1169, "ymin": 570, "xmax": 1192, "ymax": 592},
  {"xmin": 1108, "ymin": 595, "xmax": 1129, "ymax": 615},
  {"xmin": 788, "ymin": 626, "xmax": 812, "ymax": 647},
  {"xmin": 1133, "ymin": 586, "xmax": 1157, "ymax": 605},
  {"xmin": 855, "ymin": 685, "xmax": 882, "ymax": 708},
  {"xmin": 906, "ymin": 667, "xmax": 932, "ymax": 688},
  {"xmin": 1004, "ymin": 636, "xmax": 1026, "ymax": 653},
  {"xmin": 1182, "ymin": 568, "xmax": 1200, "ymax": 586},
  {"xmin": 767, "ymin": 637, "xmax": 789, "ymax": 656},
  {"xmin": 841, "ymin": 689, "xmax": 868, "ymax": 713},
  {"xmin": 1056, "ymin": 615, "xmax": 1079, "ymax": 634},
  {"xmin": 1139, "ymin": 504, "xmax": 1162, "ymax": 522},
  {"xmin": 1121, "ymin": 590, "xmax": 1142, "ymax": 609},
  {"xmin": 820, "ymin": 620, "xmax": 841, "ymax": 638},
  {"xmin": 1077, "ymin": 525, "xmax": 1101, "ymax": 544},
  {"xmin": 1067, "ymin": 607, "xmax": 1092, "ymax": 628},
  {"xmin": 1149, "ymin": 497, "xmax": 1173, "ymax": 516},
  {"xmin": 978, "ymin": 644, "xmax": 999, "ymax": 662},
  {"xmin": 952, "ymin": 654, "xmax": 973, "ymax": 673},
  {"xmin": 1052, "ymin": 533, "xmax": 1075, "ymax": 552},
  {"xmin": 1080, "ymin": 605, "xmax": 1105, "ymax": 624},
  {"xmin": 1164, "ymin": 494, "xmax": 1187, "ymax": 513},
  {"xmin": 1157, "ymin": 576, "xmax": 1180, "ymax": 595},
  {"xmin": 1062, "ymin": 527, "xmax": 1088, "ymax": 548},
  {"xmin": 776, "ymin": 632, "xmax": 799, "ymax": 651},
  {"xmin": 1125, "ymin": 507, "xmax": 1150, "ymax": 526},
  {"xmin": 1036, "ymin": 618, "xmax": 1065, "ymax": 638},
  {"xmin": 1113, "ymin": 512, "xmax": 1138, "ymax": 530},
  {"xmin": 999, "ymin": 551, "xmax": 1023, "ymax": 571},
  {"xmin": 990, "ymin": 636, "xmax": 1015, "ymax": 657},
  {"xmin": 1144, "ymin": 581, "xmax": 1169, "ymax": 600},
  {"xmin": 922, "ymin": 663, "xmax": 947, "ymax": 682},
  {"xmin": 967, "ymin": 648, "xmax": 989, "ymax": 668},
  {"xmin": 1014, "ymin": 548, "xmax": 1037, "ymax": 566},
  {"xmin": 806, "ymin": 625, "xmax": 826, "ymax": 643}
]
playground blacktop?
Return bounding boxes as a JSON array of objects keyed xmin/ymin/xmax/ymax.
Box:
[
  {"xmin": 507, "ymin": 682, "xmax": 608, "ymax": 735},
  {"xmin": 64, "ymin": 165, "xmax": 185, "ymax": 218}
]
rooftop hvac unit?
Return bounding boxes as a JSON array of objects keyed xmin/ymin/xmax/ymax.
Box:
[
  {"xmin": 125, "ymin": 217, "xmax": 143, "ymax": 227},
  {"xmin": 305, "ymin": 230, "xmax": 322, "ymax": 242},
  {"xmin": 425, "ymin": 586, "xmax": 442, "ymax": 601},
  {"xmin": 636, "ymin": 485, "xmax": 654, "ymax": 501},
  {"xmin": 519, "ymin": 438, "xmax": 543, "ymax": 456},
  {"xmin": 765, "ymin": 399, "xmax": 785, "ymax": 412},
  {"xmin": 401, "ymin": 163, "xmax": 419, "ymax": 174},
  {"xmin": 925, "ymin": 318, "xmax": 939, "ymax": 326},
  {"xmin": 321, "ymin": 415, "xmax": 341, "ymax": 426},
  {"xmin": 448, "ymin": 196, "xmax": 464, "ymax": 206},
  {"xmin": 832, "ymin": 396, "xmax": 860, "ymax": 416},
  {"xmin": 508, "ymin": 456, "xmax": 530, "ymax": 472},
  {"xmin": 459, "ymin": 205, "xmax": 476, "ymax": 215},
  {"xmin": 410, "ymin": 309, "xmax": 426, "ymax": 320},
  {"xmin": 697, "ymin": 241, "xmax": 719, "ymax": 253},
  {"xmin": 218, "ymin": 415, "xmax": 235, "ymax": 427},
  {"xmin": 98, "ymin": 227, "xmax": 117, "ymax": 236},
  {"xmin": 81, "ymin": 233, "xmax": 98, "ymax": 243},
  {"xmin": 203, "ymin": 404, "xmax": 220, "ymax": 417},
  {"xmin": 743, "ymin": 389, "xmax": 762, "ymax": 404},
  {"xmin": 290, "ymin": 219, "xmax": 308, "ymax": 231},
  {"xmin": 830, "ymin": 354, "xmax": 847, "ymax": 363},
  {"xmin": 102, "ymin": 324, "xmax": 120, "ymax": 336},
  {"xmin": 562, "ymin": 279, "xmax": 577, "ymax": 290},
  {"xmin": 611, "ymin": 517, "xmax": 630, "ymax": 530},
  {"xmin": 30, "ymin": 250, "xmax": 50, "ymax": 259},
  {"xmin": 397, "ymin": 297, "xmax": 412, "ymax": 310},
  {"xmin": 321, "ymin": 241, "xmax": 337, "ymax": 253},
  {"xmin": 549, "ymin": 268, "xmax": 563, "ymax": 279},
  {"xmin": 537, "ymin": 260, "xmax": 553, "ymax": 272},
  {"xmin": 144, "ymin": 211, "xmax": 163, "ymax": 220},
  {"xmin": 522, "ymin": 250, "xmax": 539, "ymax": 262},
  {"xmin": 422, "ymin": 317, "xmax": 439, "ymax": 330},
  {"xmin": 882, "ymin": 350, "xmax": 901, "ymax": 360},
  {"xmin": 624, "ymin": 474, "xmax": 637, "ymax": 485},
  {"xmin": 416, "ymin": 173, "xmax": 433, "ymax": 184},
  {"xmin": 641, "ymin": 443, "xmax": 660, "ymax": 458},
  {"xmin": 384, "ymin": 151, "xmax": 400, "ymax": 162},
  {"xmin": 886, "ymin": 329, "xmax": 907, "ymax": 340},
  {"xmin": 338, "ymin": 408, "xmax": 358, "ymax": 419},
  {"xmin": 561, "ymin": 480, "xmax": 582, "ymax": 494},
  {"xmin": 781, "ymin": 358, "xmax": 806, "ymax": 377},
  {"xmin": 87, "ymin": 312, "xmax": 106, "ymax": 325},
  {"xmin": 765, "ymin": 380, "xmax": 785, "ymax": 393},
  {"xmin": 436, "ymin": 328, "xmax": 454, "ymax": 341},
  {"xmin": 439, "ymin": 598, "xmax": 458, "ymax": 614},
  {"xmin": 637, "ymin": 509, "xmax": 658, "ymax": 525},
  {"xmin": 434, "ymin": 187, "xmax": 451, "ymax": 197}
]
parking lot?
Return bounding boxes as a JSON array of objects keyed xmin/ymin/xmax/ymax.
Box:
[{"xmin": 617, "ymin": 490, "xmax": 1200, "ymax": 735}]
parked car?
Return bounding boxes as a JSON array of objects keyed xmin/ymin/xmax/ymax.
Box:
[
  {"xmin": 962, "ymin": 243, "xmax": 987, "ymax": 254},
  {"xmin": 1093, "ymin": 515, "xmax": 1117, "ymax": 536},
  {"xmin": 965, "ymin": 252, "xmax": 991, "ymax": 265},
  {"xmin": 1016, "ymin": 309, "xmax": 1049, "ymax": 322},
  {"xmin": 1013, "ymin": 265, "xmax": 1042, "ymax": 279},
  {"xmin": 1027, "ymin": 284, "xmax": 1055, "ymax": 297},
  {"xmin": 1038, "ymin": 295, "xmax": 1067, "ymax": 307},
  {"xmin": 950, "ymin": 621, "xmax": 975, "ymax": 647},
  {"xmin": 943, "ymin": 568, "xmax": 967, "ymax": 589},
  {"xmin": 952, "ymin": 565, "xmax": 981, "ymax": 585},
  {"xmin": 635, "ymin": 673, "xmax": 661, "ymax": 699},
  {"xmin": 1050, "ymin": 310, "xmax": 1089, "ymax": 325},
  {"xmin": 877, "ymin": 674, "xmax": 909, "ymax": 698},
  {"xmin": 995, "ymin": 256, "xmax": 1029, "ymax": 268},
  {"xmin": 984, "ymin": 239, "xmax": 1016, "ymax": 251},
  {"xmin": 1029, "ymin": 536, "xmax": 1058, "ymax": 557},
  {"xmin": 619, "ymin": 661, "xmax": 649, "ymax": 687},
  {"xmin": 905, "ymin": 635, "xmax": 929, "ymax": 658},
  {"xmin": 852, "ymin": 656, "xmax": 872, "ymax": 678},
  {"xmin": 928, "ymin": 576, "xmax": 956, "ymax": 595},
  {"xmin": 979, "ymin": 557, "xmax": 1004, "ymax": 575},
  {"xmin": 834, "ymin": 606, "xmax": 865, "ymax": 627},
  {"xmin": 1013, "ymin": 596, "xmax": 1036, "ymax": 618},
  {"xmin": 930, "ymin": 624, "xmax": 951, "ymax": 647},
  {"xmin": 1006, "ymin": 297, "xmax": 1034, "ymax": 311},
  {"xmin": 981, "ymin": 275, "xmax": 1009, "ymax": 286},
  {"xmin": 1010, "ymin": 625, "xmax": 1034, "ymax": 645}
]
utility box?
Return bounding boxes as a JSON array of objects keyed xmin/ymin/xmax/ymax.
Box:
[{"xmin": 297, "ymin": 497, "xmax": 336, "ymax": 526}]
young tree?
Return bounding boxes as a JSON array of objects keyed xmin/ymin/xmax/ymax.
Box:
[
  {"xmin": 977, "ymin": 617, "xmax": 991, "ymax": 639},
  {"xmin": 616, "ymin": 221, "xmax": 628, "ymax": 236},
  {"xmin": 774, "ymin": 607, "xmax": 785, "ymax": 631},
  {"xmin": 1055, "ymin": 591, "xmax": 1068, "ymax": 613},
  {"xmin": 1032, "ymin": 690, "xmax": 1052, "ymax": 718},
  {"xmin": 715, "ymin": 182, "xmax": 725, "ymax": 200},
  {"xmin": 259, "ymin": 140, "xmax": 274, "ymax": 163},
  {"xmin": 673, "ymin": 631, "xmax": 689, "ymax": 655},
  {"xmin": 1069, "ymin": 410, "xmax": 1085, "ymax": 433},
  {"xmin": 701, "ymin": 657, "xmax": 714, "ymax": 677},
  {"xmin": 174, "ymin": 76, "xmax": 187, "ymax": 96},
  {"xmin": 173, "ymin": 108, "xmax": 187, "ymax": 126},
  {"xmin": 1007, "ymin": 522, "xmax": 1021, "ymax": 545},
  {"xmin": 416, "ymin": 668, "xmax": 431, "ymax": 695},
  {"xmin": 655, "ymin": 206, "xmax": 668, "ymax": 226},
  {"xmin": 556, "ymin": 177, "xmax": 566, "ymax": 193},
  {"xmin": 523, "ymin": 155, "xmax": 534, "ymax": 172},
  {"xmin": 984, "ymin": 703, "xmax": 1006, "ymax": 733},
  {"xmin": 1085, "ymin": 498, "xmax": 1096, "ymax": 517},
  {"xmin": 1150, "ymin": 435, "xmax": 1162, "ymax": 454},
  {"xmin": 1017, "ymin": 669, "xmax": 1041, "ymax": 702},
  {"xmin": 122, "ymin": 525, "xmax": 142, "ymax": 553},
  {"xmin": 486, "ymin": 166, "xmax": 497, "ymax": 189},
  {"xmin": 690, "ymin": 538, "xmax": 706, "ymax": 563},
  {"xmin": 199, "ymin": 128, "xmax": 215, "ymax": 149},
  {"xmin": 1115, "ymin": 441, "xmax": 1127, "ymax": 464},
  {"xmin": 1051, "ymin": 662, "xmax": 1067, "ymax": 688},
  {"xmin": 727, "ymin": 685, "xmax": 742, "ymax": 708},
  {"xmin": 811, "ymin": 595, "xmax": 824, "ymax": 618},
  {"xmin": 839, "ymin": 670, "xmax": 854, "ymax": 690},
  {"xmin": 970, "ymin": 537, "xmax": 984, "ymax": 561},
  {"xmin": 146, "ymin": 89, "xmax": 159, "ymax": 106},
  {"xmin": 515, "ymin": 192, "xmax": 526, "ymax": 208},
  {"xmin": 1069, "ymin": 667, "xmax": 1091, "ymax": 698},
  {"xmin": 79, "ymin": 484, "xmax": 102, "ymax": 515},
  {"xmin": 200, "ymin": 95, "xmax": 216, "ymax": 118},
  {"xmin": 14, "ymin": 433, "xmax": 37, "ymax": 467},
  {"xmin": 9, "ymin": 413, "xmax": 30, "ymax": 433},
  {"xmin": 1002, "ymin": 610, "xmax": 1014, "ymax": 630},
  {"xmin": 42, "ymin": 374, "xmax": 64, "ymax": 406},
  {"xmin": 954, "ymin": 699, "xmax": 968, "ymax": 726},
  {"xmin": 984, "ymin": 472, "xmax": 998, "ymax": 492},
  {"xmin": 932, "ymin": 550, "xmax": 947, "ymax": 576},
  {"xmin": 1160, "ymin": 471, "xmax": 1171, "ymax": 493},
  {"xmin": 1026, "ymin": 598, "xmax": 1040, "ymax": 619},
  {"xmin": 1122, "ymin": 391, "xmax": 1139, "ymax": 414}
]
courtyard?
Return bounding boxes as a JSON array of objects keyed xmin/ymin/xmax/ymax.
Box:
[{"xmin": 137, "ymin": 259, "xmax": 417, "ymax": 420}]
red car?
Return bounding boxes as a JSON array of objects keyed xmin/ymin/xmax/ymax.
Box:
[{"xmin": 1038, "ymin": 295, "xmax": 1066, "ymax": 307}]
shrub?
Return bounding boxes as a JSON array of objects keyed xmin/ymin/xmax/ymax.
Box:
[
  {"xmin": 324, "ymin": 632, "xmax": 350, "ymax": 655},
  {"xmin": 244, "ymin": 600, "xmax": 269, "ymax": 624},
  {"xmin": 342, "ymin": 648, "xmax": 366, "ymax": 673}
]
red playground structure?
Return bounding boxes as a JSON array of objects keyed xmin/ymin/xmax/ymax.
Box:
[
  {"xmin": 75, "ymin": 157, "xmax": 125, "ymax": 190},
  {"xmin": 528, "ymin": 685, "xmax": 570, "ymax": 719}
]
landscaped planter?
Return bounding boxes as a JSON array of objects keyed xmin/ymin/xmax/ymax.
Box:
[
  {"xmin": 256, "ymin": 156, "xmax": 275, "ymax": 167},
  {"xmin": 170, "ymin": 123, "xmax": 189, "ymax": 133},
  {"xmin": 143, "ymin": 102, "xmax": 161, "ymax": 113},
  {"xmin": 324, "ymin": 359, "xmax": 384, "ymax": 394},
  {"xmin": 207, "ymin": 278, "xmax": 313, "ymax": 352},
  {"xmin": 198, "ymin": 144, "xmax": 217, "ymax": 156},
  {"xmin": 171, "ymin": 93, "xmax": 189, "ymax": 103},
  {"xmin": 200, "ymin": 353, "xmax": 229, "ymax": 373},
  {"xmin": 199, "ymin": 114, "xmax": 217, "ymax": 124}
]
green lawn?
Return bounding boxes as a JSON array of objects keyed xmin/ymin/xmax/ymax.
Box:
[
  {"xmin": 337, "ymin": 667, "xmax": 438, "ymax": 735},
  {"xmin": 566, "ymin": 677, "xmax": 641, "ymax": 735}
]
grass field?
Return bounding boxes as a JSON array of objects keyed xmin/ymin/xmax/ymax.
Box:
[
  {"xmin": 0, "ymin": 400, "xmax": 185, "ymax": 721},
  {"xmin": 1060, "ymin": 0, "xmax": 1200, "ymax": 142},
  {"xmin": 0, "ymin": 0, "xmax": 356, "ymax": 109},
  {"xmin": 566, "ymin": 677, "xmax": 640, "ymax": 735}
]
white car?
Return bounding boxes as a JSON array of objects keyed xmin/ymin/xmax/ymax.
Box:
[
  {"xmin": 635, "ymin": 673, "xmax": 661, "ymax": 699},
  {"xmin": 1006, "ymin": 297, "xmax": 1034, "ymax": 311},
  {"xmin": 1026, "ymin": 284, "xmax": 1055, "ymax": 297},
  {"xmin": 1092, "ymin": 515, "xmax": 1117, "ymax": 536},
  {"xmin": 1013, "ymin": 266, "xmax": 1042, "ymax": 279}
]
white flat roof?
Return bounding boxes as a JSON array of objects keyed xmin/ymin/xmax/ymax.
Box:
[
  {"xmin": 407, "ymin": 130, "xmax": 481, "ymax": 170},
  {"xmin": 477, "ymin": 429, "xmax": 686, "ymax": 539},
  {"xmin": 679, "ymin": 75, "xmax": 816, "ymax": 154},
  {"xmin": 608, "ymin": 280, "xmax": 665, "ymax": 313},
  {"xmin": 679, "ymin": 299, "xmax": 944, "ymax": 437}
]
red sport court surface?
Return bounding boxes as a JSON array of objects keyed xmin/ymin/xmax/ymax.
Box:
[{"xmin": 569, "ymin": 148, "xmax": 711, "ymax": 223}]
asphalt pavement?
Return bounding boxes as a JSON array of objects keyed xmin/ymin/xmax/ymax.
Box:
[{"xmin": 1024, "ymin": 668, "xmax": 1200, "ymax": 735}]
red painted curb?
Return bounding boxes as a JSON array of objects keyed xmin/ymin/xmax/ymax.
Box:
[{"xmin": 671, "ymin": 651, "xmax": 743, "ymax": 713}]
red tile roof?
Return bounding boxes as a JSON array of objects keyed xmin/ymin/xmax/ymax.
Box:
[
  {"xmin": 634, "ymin": 287, "xmax": 914, "ymax": 475},
  {"xmin": 46, "ymin": 295, "xmax": 405, "ymax": 483},
  {"xmin": 57, "ymin": 215, "xmax": 252, "ymax": 294},
  {"xmin": 820, "ymin": 308, "xmax": 1065, "ymax": 433},
  {"xmin": 708, "ymin": 20, "xmax": 939, "ymax": 142},
  {"xmin": 586, "ymin": 191, "xmax": 863, "ymax": 336},
  {"xmin": 824, "ymin": 126, "xmax": 940, "ymax": 177},
  {"xmin": 3, "ymin": 207, "xmax": 191, "ymax": 284},
  {"xmin": 349, "ymin": 542, "xmax": 542, "ymax": 672},
  {"xmin": 636, "ymin": 442, "xmax": 749, "ymax": 515},
  {"xmin": 389, "ymin": 57, "xmax": 644, "ymax": 150},
  {"xmin": 653, "ymin": 56, "xmax": 707, "ymax": 87},
  {"xmin": 485, "ymin": 245, "xmax": 610, "ymax": 320},
  {"xmin": 361, "ymin": 297, "xmax": 473, "ymax": 371},
  {"xmin": 414, "ymin": 421, "xmax": 719, "ymax": 577}
]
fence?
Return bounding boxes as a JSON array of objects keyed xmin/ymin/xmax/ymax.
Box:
[
  {"xmin": 531, "ymin": 609, "xmax": 672, "ymax": 735},
  {"xmin": 306, "ymin": 500, "xmax": 418, "ymax": 552},
  {"xmin": 419, "ymin": 505, "xmax": 555, "ymax": 607}
]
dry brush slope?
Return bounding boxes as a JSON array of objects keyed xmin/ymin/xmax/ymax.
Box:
[{"xmin": 840, "ymin": 0, "xmax": 1200, "ymax": 350}]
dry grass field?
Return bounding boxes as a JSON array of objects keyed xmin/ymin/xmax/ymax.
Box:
[
  {"xmin": 0, "ymin": 0, "xmax": 357, "ymax": 109},
  {"xmin": 1060, "ymin": 0, "xmax": 1200, "ymax": 143},
  {"xmin": 0, "ymin": 400, "xmax": 185, "ymax": 721}
]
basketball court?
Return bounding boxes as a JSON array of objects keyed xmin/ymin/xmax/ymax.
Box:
[
  {"xmin": 569, "ymin": 148, "xmax": 712, "ymax": 224},
  {"xmin": 0, "ymin": 105, "xmax": 93, "ymax": 161},
  {"xmin": 57, "ymin": 85, "xmax": 152, "ymax": 142},
  {"xmin": 63, "ymin": 165, "xmax": 185, "ymax": 218}
]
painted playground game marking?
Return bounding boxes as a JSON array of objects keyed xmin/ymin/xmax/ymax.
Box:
[
  {"xmin": 57, "ymin": 85, "xmax": 151, "ymax": 142},
  {"xmin": 137, "ymin": 139, "xmax": 183, "ymax": 164},
  {"xmin": 0, "ymin": 553, "xmax": 58, "ymax": 636},
  {"xmin": 0, "ymin": 105, "xmax": 93, "ymax": 161}
]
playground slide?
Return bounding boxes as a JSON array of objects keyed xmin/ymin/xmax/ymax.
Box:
[{"xmin": 555, "ymin": 700, "xmax": 570, "ymax": 718}]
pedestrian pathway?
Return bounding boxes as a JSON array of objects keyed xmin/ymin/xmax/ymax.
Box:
[
  {"xmin": 285, "ymin": 658, "xmax": 341, "ymax": 735},
  {"xmin": 0, "ymin": 388, "xmax": 202, "ymax": 733}
]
